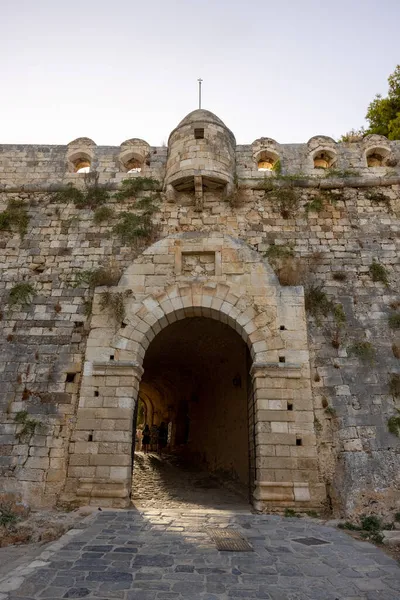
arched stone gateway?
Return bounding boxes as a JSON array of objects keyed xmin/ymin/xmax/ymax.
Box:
[{"xmin": 63, "ymin": 234, "xmax": 325, "ymax": 510}]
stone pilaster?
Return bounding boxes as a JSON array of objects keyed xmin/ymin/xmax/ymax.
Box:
[
  {"xmin": 250, "ymin": 362, "xmax": 320, "ymax": 510},
  {"xmin": 62, "ymin": 361, "xmax": 143, "ymax": 507}
]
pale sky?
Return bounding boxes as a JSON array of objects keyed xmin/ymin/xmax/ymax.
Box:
[{"xmin": 1, "ymin": 0, "xmax": 399, "ymax": 146}]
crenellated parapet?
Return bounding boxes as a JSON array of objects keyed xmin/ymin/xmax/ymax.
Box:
[{"xmin": 1, "ymin": 110, "xmax": 399, "ymax": 193}]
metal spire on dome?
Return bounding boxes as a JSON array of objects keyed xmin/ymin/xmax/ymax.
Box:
[{"xmin": 197, "ymin": 78, "xmax": 203, "ymax": 109}]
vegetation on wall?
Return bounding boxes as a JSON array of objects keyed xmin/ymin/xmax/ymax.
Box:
[
  {"xmin": 324, "ymin": 169, "xmax": 360, "ymax": 179},
  {"xmin": 8, "ymin": 283, "xmax": 36, "ymax": 308},
  {"xmin": 74, "ymin": 266, "xmax": 121, "ymax": 289},
  {"xmin": 304, "ymin": 284, "xmax": 332, "ymax": 324},
  {"xmin": 365, "ymin": 190, "xmax": 392, "ymax": 212},
  {"xmin": 348, "ymin": 341, "xmax": 376, "ymax": 364},
  {"xmin": 339, "ymin": 129, "xmax": 366, "ymax": 143},
  {"xmin": 114, "ymin": 177, "xmax": 160, "ymax": 202},
  {"xmin": 14, "ymin": 411, "xmax": 41, "ymax": 442},
  {"xmin": 265, "ymin": 187, "xmax": 299, "ymax": 219},
  {"xmin": 0, "ymin": 199, "xmax": 29, "ymax": 237},
  {"xmin": 304, "ymin": 190, "xmax": 341, "ymax": 216},
  {"xmin": 93, "ymin": 206, "xmax": 115, "ymax": 224},
  {"xmin": 369, "ymin": 261, "xmax": 389, "ymax": 286},
  {"xmin": 99, "ymin": 289, "xmax": 132, "ymax": 324},
  {"xmin": 226, "ymin": 187, "xmax": 246, "ymax": 208},
  {"xmin": 387, "ymin": 411, "xmax": 400, "ymax": 436},
  {"xmin": 265, "ymin": 244, "xmax": 294, "ymax": 261},
  {"xmin": 304, "ymin": 195, "xmax": 324, "ymax": 214},
  {"xmin": 388, "ymin": 312, "xmax": 400, "ymax": 329},
  {"xmin": 264, "ymin": 244, "xmax": 305, "ymax": 286},
  {"xmin": 389, "ymin": 374, "xmax": 400, "ymax": 398},
  {"xmin": 52, "ymin": 173, "xmax": 110, "ymax": 209}
]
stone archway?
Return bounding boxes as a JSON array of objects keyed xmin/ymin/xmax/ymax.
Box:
[{"xmin": 63, "ymin": 234, "xmax": 325, "ymax": 510}]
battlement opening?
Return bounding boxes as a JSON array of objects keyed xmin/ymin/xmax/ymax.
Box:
[
  {"xmin": 256, "ymin": 150, "xmax": 279, "ymax": 171},
  {"xmin": 313, "ymin": 150, "xmax": 336, "ymax": 169},
  {"xmin": 366, "ymin": 147, "xmax": 390, "ymax": 167},
  {"xmin": 73, "ymin": 157, "xmax": 91, "ymax": 173},
  {"xmin": 68, "ymin": 151, "xmax": 92, "ymax": 174},
  {"xmin": 125, "ymin": 157, "xmax": 142, "ymax": 173}
]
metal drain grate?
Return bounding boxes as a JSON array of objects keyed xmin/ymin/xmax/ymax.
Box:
[
  {"xmin": 206, "ymin": 528, "xmax": 253, "ymax": 552},
  {"xmin": 293, "ymin": 537, "xmax": 330, "ymax": 546}
]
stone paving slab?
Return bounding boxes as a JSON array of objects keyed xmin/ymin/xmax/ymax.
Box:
[{"xmin": 0, "ymin": 509, "xmax": 399, "ymax": 600}]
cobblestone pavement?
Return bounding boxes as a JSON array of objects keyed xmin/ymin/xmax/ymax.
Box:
[
  {"xmin": 1, "ymin": 508, "xmax": 400, "ymax": 600},
  {"xmin": 132, "ymin": 452, "xmax": 250, "ymax": 510}
]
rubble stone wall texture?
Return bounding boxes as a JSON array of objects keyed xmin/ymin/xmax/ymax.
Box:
[{"xmin": 0, "ymin": 109, "xmax": 399, "ymax": 517}]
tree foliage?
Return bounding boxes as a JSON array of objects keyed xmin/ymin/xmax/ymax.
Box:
[
  {"xmin": 366, "ymin": 65, "xmax": 400, "ymax": 139},
  {"xmin": 341, "ymin": 65, "xmax": 400, "ymax": 141}
]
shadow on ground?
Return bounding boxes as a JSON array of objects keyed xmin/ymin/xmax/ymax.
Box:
[
  {"xmin": 1, "ymin": 508, "xmax": 400, "ymax": 600},
  {"xmin": 132, "ymin": 452, "xmax": 250, "ymax": 510}
]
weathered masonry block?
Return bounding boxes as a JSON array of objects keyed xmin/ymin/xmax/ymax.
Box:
[{"xmin": 0, "ymin": 109, "xmax": 399, "ymax": 519}]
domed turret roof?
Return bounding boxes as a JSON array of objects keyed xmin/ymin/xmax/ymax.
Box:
[{"xmin": 176, "ymin": 109, "xmax": 227, "ymax": 129}]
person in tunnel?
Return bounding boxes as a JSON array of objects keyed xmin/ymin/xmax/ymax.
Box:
[
  {"xmin": 158, "ymin": 422, "xmax": 168, "ymax": 455},
  {"xmin": 142, "ymin": 424, "xmax": 151, "ymax": 453}
]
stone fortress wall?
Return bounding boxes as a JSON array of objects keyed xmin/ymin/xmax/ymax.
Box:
[{"xmin": 0, "ymin": 110, "xmax": 399, "ymax": 517}]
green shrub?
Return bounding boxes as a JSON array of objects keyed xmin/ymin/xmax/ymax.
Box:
[
  {"xmin": 266, "ymin": 188, "xmax": 299, "ymax": 219},
  {"xmin": 305, "ymin": 510, "xmax": 319, "ymax": 518},
  {"xmin": 365, "ymin": 190, "xmax": 391, "ymax": 211},
  {"xmin": 348, "ymin": 341, "xmax": 376, "ymax": 363},
  {"xmin": 284, "ymin": 508, "xmax": 298, "ymax": 518},
  {"xmin": 389, "ymin": 374, "xmax": 400, "ymax": 398},
  {"xmin": 52, "ymin": 174, "xmax": 110, "ymax": 210},
  {"xmin": 305, "ymin": 284, "xmax": 334, "ymax": 325},
  {"xmin": 333, "ymin": 304, "xmax": 346, "ymax": 327},
  {"xmin": 99, "ymin": 290, "xmax": 131, "ymax": 324},
  {"xmin": 369, "ymin": 261, "xmax": 389, "ymax": 286},
  {"xmin": 325, "ymin": 168, "xmax": 359, "ymax": 178},
  {"xmin": 272, "ymin": 159, "xmax": 282, "ymax": 175},
  {"xmin": 0, "ymin": 199, "xmax": 29, "ymax": 237},
  {"xmin": 14, "ymin": 410, "xmax": 41, "ymax": 441},
  {"xmin": 304, "ymin": 195, "xmax": 324, "ymax": 214},
  {"xmin": 8, "ymin": 283, "xmax": 35, "ymax": 308},
  {"xmin": 114, "ymin": 177, "xmax": 160, "ymax": 202},
  {"xmin": 387, "ymin": 411, "xmax": 400, "ymax": 436},
  {"xmin": 74, "ymin": 266, "xmax": 121, "ymax": 289},
  {"xmin": 52, "ymin": 183, "xmax": 84, "ymax": 204},
  {"xmin": 93, "ymin": 206, "xmax": 115, "ymax": 224},
  {"xmin": 360, "ymin": 515, "xmax": 381, "ymax": 532},
  {"xmin": 113, "ymin": 212, "xmax": 155, "ymax": 245},
  {"xmin": 0, "ymin": 504, "xmax": 18, "ymax": 527},
  {"xmin": 265, "ymin": 244, "xmax": 294, "ymax": 261},
  {"xmin": 388, "ymin": 313, "xmax": 400, "ymax": 329}
]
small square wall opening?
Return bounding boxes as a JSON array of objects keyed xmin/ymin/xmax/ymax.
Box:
[
  {"xmin": 110, "ymin": 355, "xmax": 115, "ymax": 361},
  {"xmin": 279, "ymin": 356, "xmax": 286, "ymax": 363},
  {"xmin": 287, "ymin": 403, "xmax": 293, "ymax": 411},
  {"xmin": 280, "ymin": 325, "xmax": 286, "ymax": 331},
  {"xmin": 88, "ymin": 433, "xmax": 93, "ymax": 442},
  {"xmin": 194, "ymin": 128, "xmax": 204, "ymax": 139},
  {"xmin": 66, "ymin": 373, "xmax": 76, "ymax": 383},
  {"xmin": 94, "ymin": 390, "xmax": 99, "ymax": 397},
  {"xmin": 296, "ymin": 438, "xmax": 303, "ymax": 446}
]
